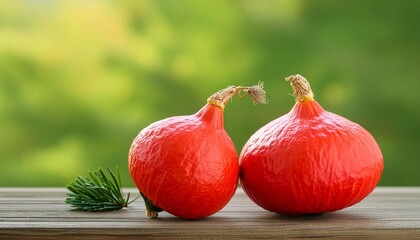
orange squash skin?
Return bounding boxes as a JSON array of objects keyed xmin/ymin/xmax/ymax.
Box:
[
  {"xmin": 240, "ymin": 100, "xmax": 384, "ymax": 215},
  {"xmin": 129, "ymin": 104, "xmax": 239, "ymax": 219}
]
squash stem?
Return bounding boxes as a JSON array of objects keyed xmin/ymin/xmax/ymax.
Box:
[
  {"xmin": 207, "ymin": 82, "xmax": 266, "ymax": 110},
  {"xmin": 285, "ymin": 74, "xmax": 314, "ymax": 102}
]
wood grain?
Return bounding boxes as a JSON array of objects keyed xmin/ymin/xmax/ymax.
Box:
[{"xmin": 0, "ymin": 187, "xmax": 419, "ymax": 239}]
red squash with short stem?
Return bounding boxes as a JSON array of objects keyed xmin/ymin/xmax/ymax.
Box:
[
  {"xmin": 240, "ymin": 75, "xmax": 383, "ymax": 216},
  {"xmin": 129, "ymin": 84, "xmax": 265, "ymax": 219}
]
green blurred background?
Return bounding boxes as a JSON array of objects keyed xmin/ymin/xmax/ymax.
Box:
[{"xmin": 1, "ymin": 0, "xmax": 419, "ymax": 187}]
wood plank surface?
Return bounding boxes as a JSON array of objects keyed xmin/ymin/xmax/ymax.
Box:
[{"xmin": 0, "ymin": 187, "xmax": 419, "ymax": 239}]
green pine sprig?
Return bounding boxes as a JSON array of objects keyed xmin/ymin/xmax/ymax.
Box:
[{"xmin": 65, "ymin": 167, "xmax": 138, "ymax": 211}]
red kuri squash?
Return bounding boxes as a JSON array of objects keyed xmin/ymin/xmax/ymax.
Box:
[
  {"xmin": 240, "ymin": 75, "xmax": 383, "ymax": 216},
  {"xmin": 129, "ymin": 84, "xmax": 265, "ymax": 219}
]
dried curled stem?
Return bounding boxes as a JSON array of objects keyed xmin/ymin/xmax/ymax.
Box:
[
  {"xmin": 207, "ymin": 82, "xmax": 267, "ymax": 109},
  {"xmin": 285, "ymin": 74, "xmax": 314, "ymax": 102}
]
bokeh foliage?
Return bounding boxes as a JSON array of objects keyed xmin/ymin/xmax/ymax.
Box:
[{"xmin": 1, "ymin": 0, "xmax": 419, "ymax": 186}]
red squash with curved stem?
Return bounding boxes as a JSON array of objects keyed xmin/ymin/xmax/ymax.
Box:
[
  {"xmin": 240, "ymin": 75, "xmax": 383, "ymax": 216},
  {"xmin": 129, "ymin": 84, "xmax": 265, "ymax": 219}
]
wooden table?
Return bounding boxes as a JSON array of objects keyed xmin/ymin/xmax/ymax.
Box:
[{"xmin": 0, "ymin": 187, "xmax": 419, "ymax": 239}]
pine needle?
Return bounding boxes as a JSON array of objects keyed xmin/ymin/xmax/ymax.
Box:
[{"xmin": 65, "ymin": 167, "xmax": 139, "ymax": 211}]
